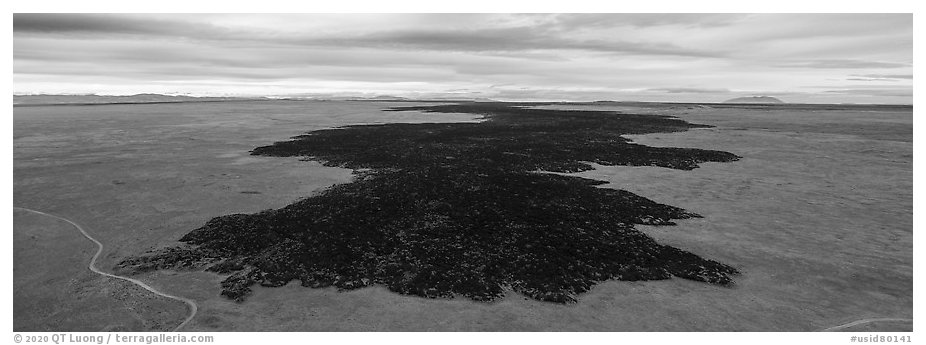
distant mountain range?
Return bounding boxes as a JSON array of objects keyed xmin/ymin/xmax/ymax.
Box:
[
  {"xmin": 14, "ymin": 93, "xmax": 802, "ymax": 106},
  {"xmin": 274, "ymin": 93, "xmax": 498, "ymax": 102},
  {"xmin": 13, "ymin": 93, "xmax": 499, "ymax": 105},
  {"xmin": 12, "ymin": 93, "xmax": 268, "ymax": 105},
  {"xmin": 723, "ymin": 96, "xmax": 785, "ymax": 104}
]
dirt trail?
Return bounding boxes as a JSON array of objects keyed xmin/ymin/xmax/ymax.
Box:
[
  {"xmin": 819, "ymin": 318, "xmax": 913, "ymax": 332},
  {"xmin": 13, "ymin": 207, "xmax": 198, "ymax": 332}
]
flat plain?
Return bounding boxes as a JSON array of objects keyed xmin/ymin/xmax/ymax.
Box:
[{"xmin": 13, "ymin": 100, "xmax": 912, "ymax": 331}]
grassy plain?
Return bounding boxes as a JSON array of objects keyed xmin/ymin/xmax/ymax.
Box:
[
  {"xmin": 13, "ymin": 100, "xmax": 911, "ymax": 331},
  {"xmin": 13, "ymin": 210, "xmax": 187, "ymax": 331}
]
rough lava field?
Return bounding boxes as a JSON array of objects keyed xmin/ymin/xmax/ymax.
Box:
[{"xmin": 116, "ymin": 103, "xmax": 741, "ymax": 304}]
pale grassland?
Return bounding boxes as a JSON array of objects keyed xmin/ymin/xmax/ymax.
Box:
[
  {"xmin": 14, "ymin": 101, "xmax": 911, "ymax": 331},
  {"xmin": 14, "ymin": 210, "xmax": 188, "ymax": 331}
]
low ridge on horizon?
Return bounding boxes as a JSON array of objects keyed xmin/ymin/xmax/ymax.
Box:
[
  {"xmin": 15, "ymin": 93, "xmax": 917, "ymax": 106},
  {"xmin": 723, "ymin": 96, "xmax": 785, "ymax": 104}
]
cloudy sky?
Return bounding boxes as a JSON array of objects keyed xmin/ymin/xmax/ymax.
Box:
[{"xmin": 13, "ymin": 13, "xmax": 913, "ymax": 103}]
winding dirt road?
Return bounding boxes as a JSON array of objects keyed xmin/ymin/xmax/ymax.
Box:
[
  {"xmin": 819, "ymin": 318, "xmax": 913, "ymax": 332},
  {"xmin": 16, "ymin": 206, "xmax": 912, "ymax": 332},
  {"xmin": 13, "ymin": 207, "xmax": 198, "ymax": 332}
]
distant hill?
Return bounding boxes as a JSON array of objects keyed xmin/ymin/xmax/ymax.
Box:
[
  {"xmin": 723, "ymin": 96, "xmax": 785, "ymax": 104},
  {"xmin": 14, "ymin": 93, "xmax": 505, "ymax": 105},
  {"xmin": 321, "ymin": 95, "xmax": 412, "ymax": 101},
  {"xmin": 281, "ymin": 95, "xmax": 499, "ymax": 102},
  {"xmin": 13, "ymin": 94, "xmax": 266, "ymax": 105}
]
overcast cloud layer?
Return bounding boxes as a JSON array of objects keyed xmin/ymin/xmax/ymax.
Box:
[{"xmin": 13, "ymin": 13, "xmax": 913, "ymax": 103}]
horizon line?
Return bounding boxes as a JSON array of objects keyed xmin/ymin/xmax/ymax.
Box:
[{"xmin": 12, "ymin": 92, "xmax": 914, "ymax": 106}]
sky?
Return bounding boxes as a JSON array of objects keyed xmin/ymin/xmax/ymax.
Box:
[{"xmin": 12, "ymin": 13, "xmax": 913, "ymax": 104}]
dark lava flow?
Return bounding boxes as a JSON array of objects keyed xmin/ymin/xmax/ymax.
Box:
[{"xmin": 118, "ymin": 103, "xmax": 741, "ymax": 303}]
